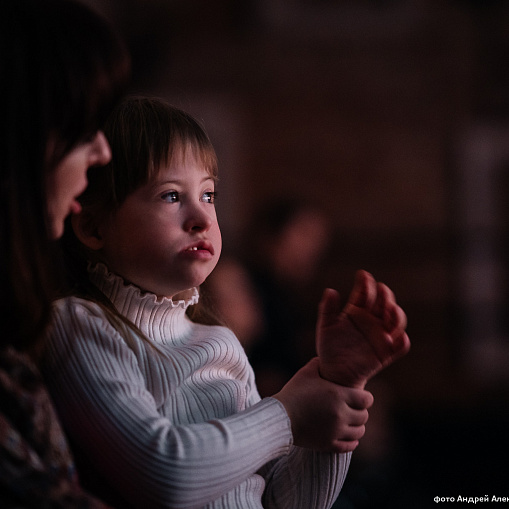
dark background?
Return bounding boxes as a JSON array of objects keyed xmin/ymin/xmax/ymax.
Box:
[{"xmin": 81, "ymin": 0, "xmax": 509, "ymax": 506}]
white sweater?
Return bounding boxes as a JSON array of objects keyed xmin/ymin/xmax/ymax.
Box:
[{"xmin": 43, "ymin": 264, "xmax": 351, "ymax": 509}]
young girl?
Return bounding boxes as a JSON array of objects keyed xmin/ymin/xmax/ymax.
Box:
[
  {"xmin": 0, "ymin": 0, "xmax": 130, "ymax": 506},
  {"xmin": 43, "ymin": 97, "xmax": 409, "ymax": 509}
]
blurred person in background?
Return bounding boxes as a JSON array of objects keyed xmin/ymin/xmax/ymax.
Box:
[{"xmin": 240, "ymin": 198, "xmax": 332, "ymax": 396}]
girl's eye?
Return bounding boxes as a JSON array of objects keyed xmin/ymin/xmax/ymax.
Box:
[
  {"xmin": 161, "ymin": 191, "xmax": 179, "ymax": 203},
  {"xmin": 202, "ymin": 191, "xmax": 217, "ymax": 204}
]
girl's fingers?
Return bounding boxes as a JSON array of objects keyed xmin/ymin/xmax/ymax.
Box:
[
  {"xmin": 373, "ymin": 282, "xmax": 386, "ymax": 319},
  {"xmin": 317, "ymin": 287, "xmax": 342, "ymax": 328},
  {"xmin": 343, "ymin": 386, "xmax": 374, "ymax": 410},
  {"xmin": 347, "ymin": 408, "xmax": 370, "ymax": 427},
  {"xmin": 392, "ymin": 331, "xmax": 411, "ymax": 358},
  {"xmin": 341, "ymin": 424, "xmax": 367, "ymax": 442},
  {"xmin": 331, "ymin": 440, "xmax": 360, "ymax": 454},
  {"xmin": 385, "ymin": 300, "xmax": 408, "ymax": 335},
  {"xmin": 374, "ymin": 282, "xmax": 408, "ymax": 336},
  {"xmin": 348, "ymin": 270, "xmax": 377, "ymax": 310}
]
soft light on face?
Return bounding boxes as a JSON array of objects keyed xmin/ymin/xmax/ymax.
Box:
[
  {"xmin": 95, "ymin": 151, "xmax": 222, "ymax": 299},
  {"xmin": 46, "ymin": 131, "xmax": 111, "ymax": 239}
]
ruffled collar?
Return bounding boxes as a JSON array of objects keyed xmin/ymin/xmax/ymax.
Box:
[{"xmin": 88, "ymin": 263, "xmax": 199, "ymax": 344}]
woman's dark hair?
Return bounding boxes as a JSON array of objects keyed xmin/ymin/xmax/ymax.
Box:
[{"xmin": 0, "ymin": 0, "xmax": 130, "ymax": 353}]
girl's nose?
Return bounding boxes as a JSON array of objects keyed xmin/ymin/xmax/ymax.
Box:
[
  {"xmin": 183, "ymin": 203, "xmax": 213, "ymax": 232},
  {"xmin": 91, "ymin": 131, "xmax": 112, "ymax": 166}
]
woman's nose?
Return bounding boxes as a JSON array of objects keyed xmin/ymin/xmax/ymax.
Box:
[{"xmin": 91, "ymin": 131, "xmax": 112, "ymax": 166}]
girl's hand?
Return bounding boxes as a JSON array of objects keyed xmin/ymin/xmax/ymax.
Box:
[
  {"xmin": 316, "ymin": 270, "xmax": 410, "ymax": 389},
  {"xmin": 273, "ymin": 358, "xmax": 374, "ymax": 453}
]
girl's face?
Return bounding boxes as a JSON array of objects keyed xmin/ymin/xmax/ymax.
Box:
[
  {"xmin": 46, "ymin": 131, "xmax": 111, "ymax": 239},
  {"xmin": 95, "ymin": 151, "xmax": 222, "ymax": 299}
]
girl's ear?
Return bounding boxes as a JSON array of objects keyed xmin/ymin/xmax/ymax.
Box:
[{"xmin": 71, "ymin": 212, "xmax": 104, "ymax": 251}]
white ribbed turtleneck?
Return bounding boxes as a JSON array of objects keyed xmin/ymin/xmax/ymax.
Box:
[{"xmin": 43, "ymin": 263, "xmax": 351, "ymax": 509}]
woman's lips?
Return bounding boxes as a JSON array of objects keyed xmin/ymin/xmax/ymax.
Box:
[{"xmin": 70, "ymin": 198, "xmax": 82, "ymax": 215}]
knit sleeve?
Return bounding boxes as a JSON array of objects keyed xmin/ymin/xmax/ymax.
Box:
[
  {"xmin": 259, "ymin": 447, "xmax": 351, "ymax": 509},
  {"xmin": 43, "ymin": 298, "xmax": 293, "ymax": 509},
  {"xmin": 241, "ymin": 377, "xmax": 351, "ymax": 508},
  {"xmin": 244, "ymin": 372, "xmax": 351, "ymax": 508}
]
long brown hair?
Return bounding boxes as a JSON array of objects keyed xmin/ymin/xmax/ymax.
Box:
[{"xmin": 0, "ymin": 0, "xmax": 130, "ymax": 353}]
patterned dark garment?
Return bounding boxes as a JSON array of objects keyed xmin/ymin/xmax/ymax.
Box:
[{"xmin": 0, "ymin": 346, "xmax": 109, "ymax": 508}]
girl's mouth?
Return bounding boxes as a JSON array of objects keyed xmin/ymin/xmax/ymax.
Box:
[{"xmin": 181, "ymin": 241, "xmax": 214, "ymax": 258}]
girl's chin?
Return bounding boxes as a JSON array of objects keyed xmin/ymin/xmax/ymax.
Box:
[
  {"xmin": 171, "ymin": 288, "xmax": 197, "ymax": 301},
  {"xmin": 145, "ymin": 268, "xmax": 214, "ymax": 299}
]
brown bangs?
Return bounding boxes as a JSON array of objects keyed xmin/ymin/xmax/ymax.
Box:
[
  {"xmin": 110, "ymin": 96, "xmax": 219, "ymax": 187},
  {"xmin": 151, "ymin": 137, "xmax": 219, "ymax": 183}
]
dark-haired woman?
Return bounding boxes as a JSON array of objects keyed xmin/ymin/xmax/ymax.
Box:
[{"xmin": 0, "ymin": 0, "xmax": 130, "ymax": 505}]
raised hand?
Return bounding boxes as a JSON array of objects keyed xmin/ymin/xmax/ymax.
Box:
[
  {"xmin": 273, "ymin": 358, "xmax": 374, "ymax": 453},
  {"xmin": 316, "ymin": 270, "xmax": 410, "ymax": 389}
]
